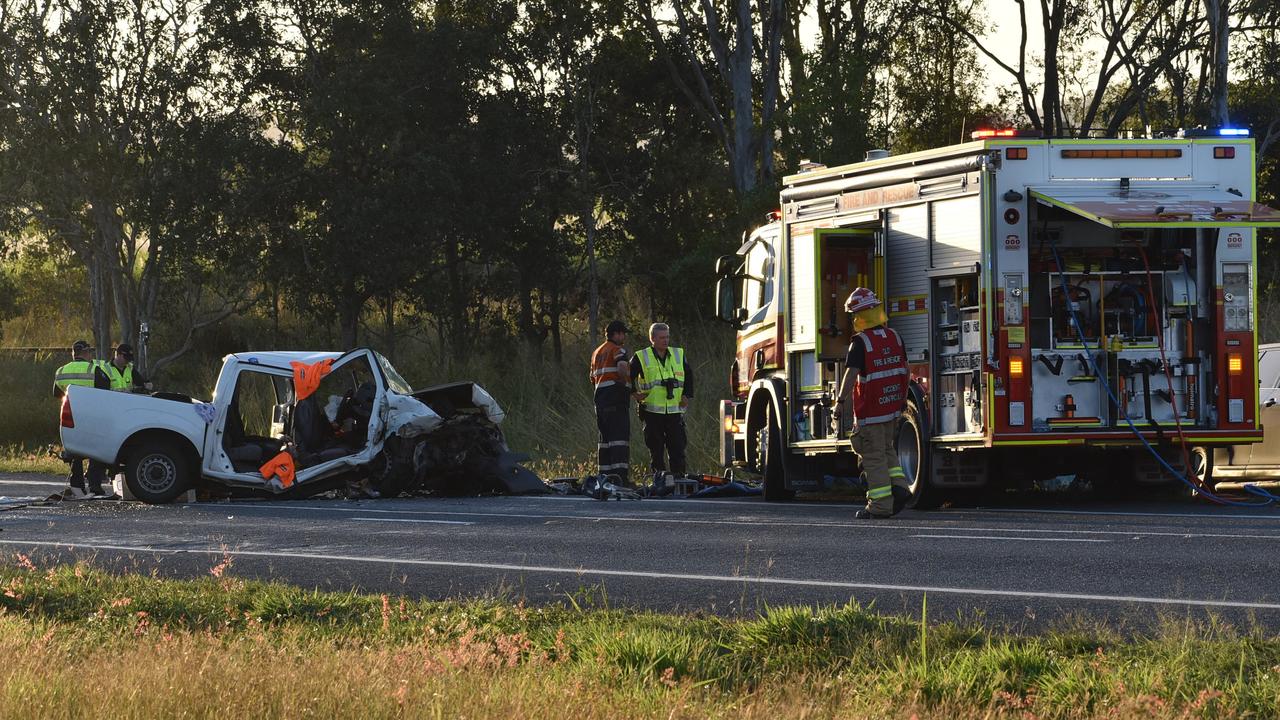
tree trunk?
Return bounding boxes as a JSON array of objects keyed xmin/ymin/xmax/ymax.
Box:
[
  {"xmin": 1040, "ymin": 0, "xmax": 1062, "ymax": 137},
  {"xmin": 382, "ymin": 291, "xmax": 396, "ymax": 362},
  {"xmin": 338, "ymin": 283, "xmax": 360, "ymax": 350},
  {"xmin": 271, "ymin": 283, "xmax": 281, "ymax": 344},
  {"xmin": 1205, "ymin": 0, "xmax": 1230, "ymax": 126},
  {"xmin": 88, "ymin": 199, "xmax": 137, "ymax": 350},
  {"xmin": 87, "ymin": 250, "xmax": 113, "ymax": 360},
  {"xmin": 584, "ymin": 200, "xmax": 600, "ymax": 341},
  {"xmin": 729, "ymin": 0, "xmax": 756, "ymax": 196},
  {"xmin": 550, "ymin": 292, "xmax": 563, "ymax": 364},
  {"xmin": 518, "ymin": 269, "xmax": 538, "ymax": 349},
  {"xmin": 444, "ymin": 238, "xmax": 467, "ymax": 363}
]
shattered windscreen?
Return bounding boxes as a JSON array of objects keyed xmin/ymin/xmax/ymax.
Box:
[{"xmin": 375, "ymin": 352, "xmax": 414, "ymax": 394}]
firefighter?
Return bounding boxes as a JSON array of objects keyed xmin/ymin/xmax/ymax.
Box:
[
  {"xmin": 831, "ymin": 288, "xmax": 909, "ymax": 519},
  {"xmin": 104, "ymin": 342, "xmax": 148, "ymax": 392},
  {"xmin": 52, "ymin": 340, "xmax": 112, "ymax": 498},
  {"xmin": 590, "ymin": 320, "xmax": 633, "ymax": 485},
  {"xmin": 631, "ymin": 322, "xmax": 693, "ymax": 480}
]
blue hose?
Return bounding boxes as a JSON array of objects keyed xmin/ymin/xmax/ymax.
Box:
[{"xmin": 1044, "ymin": 234, "xmax": 1273, "ymax": 507}]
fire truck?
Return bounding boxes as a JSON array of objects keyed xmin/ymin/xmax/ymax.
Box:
[{"xmin": 713, "ymin": 130, "xmax": 1280, "ymax": 505}]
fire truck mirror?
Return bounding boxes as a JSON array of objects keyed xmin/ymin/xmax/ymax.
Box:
[{"xmin": 714, "ymin": 277, "xmax": 742, "ymax": 328}]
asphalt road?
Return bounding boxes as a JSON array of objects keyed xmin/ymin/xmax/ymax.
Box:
[{"xmin": 3, "ymin": 473, "xmax": 1280, "ymax": 631}]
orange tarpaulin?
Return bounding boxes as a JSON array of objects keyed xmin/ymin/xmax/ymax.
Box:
[
  {"xmin": 259, "ymin": 451, "xmax": 296, "ymax": 488},
  {"xmin": 291, "ymin": 358, "xmax": 334, "ymax": 401}
]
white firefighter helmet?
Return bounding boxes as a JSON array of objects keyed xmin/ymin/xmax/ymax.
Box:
[{"xmin": 844, "ymin": 287, "xmax": 881, "ymax": 314}]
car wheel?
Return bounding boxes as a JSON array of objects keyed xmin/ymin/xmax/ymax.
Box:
[
  {"xmin": 757, "ymin": 402, "xmax": 793, "ymax": 502},
  {"xmin": 124, "ymin": 440, "xmax": 191, "ymax": 504}
]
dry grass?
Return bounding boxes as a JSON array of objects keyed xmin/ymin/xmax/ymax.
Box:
[{"xmin": 0, "ymin": 560, "xmax": 1277, "ymax": 719}]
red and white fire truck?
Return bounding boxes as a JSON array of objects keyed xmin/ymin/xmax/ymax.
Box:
[{"xmin": 714, "ymin": 130, "xmax": 1280, "ymax": 504}]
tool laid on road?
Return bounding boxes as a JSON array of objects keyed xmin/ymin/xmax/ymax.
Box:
[{"xmin": 583, "ymin": 475, "xmax": 642, "ymax": 501}]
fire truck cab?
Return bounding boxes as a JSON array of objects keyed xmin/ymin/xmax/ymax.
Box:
[{"xmin": 714, "ymin": 131, "xmax": 1280, "ymax": 505}]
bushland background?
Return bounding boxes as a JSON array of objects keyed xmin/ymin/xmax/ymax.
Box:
[{"xmin": 3, "ymin": 0, "xmax": 1280, "ymax": 477}]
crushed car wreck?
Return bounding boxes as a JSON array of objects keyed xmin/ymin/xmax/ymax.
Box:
[{"xmin": 58, "ymin": 349, "xmax": 543, "ymax": 503}]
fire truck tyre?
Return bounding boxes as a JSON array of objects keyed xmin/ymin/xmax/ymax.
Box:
[
  {"xmin": 124, "ymin": 440, "xmax": 192, "ymax": 504},
  {"xmin": 757, "ymin": 403, "xmax": 793, "ymax": 502},
  {"xmin": 1190, "ymin": 446, "xmax": 1213, "ymax": 489},
  {"xmin": 897, "ymin": 399, "xmax": 941, "ymax": 509}
]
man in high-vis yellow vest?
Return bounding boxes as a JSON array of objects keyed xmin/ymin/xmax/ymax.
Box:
[
  {"xmin": 630, "ymin": 322, "xmax": 694, "ymax": 480},
  {"xmin": 52, "ymin": 340, "xmax": 111, "ymax": 498},
  {"xmin": 104, "ymin": 342, "xmax": 148, "ymax": 392}
]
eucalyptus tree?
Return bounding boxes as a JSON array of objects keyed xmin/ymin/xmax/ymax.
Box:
[{"xmin": 0, "ymin": 0, "xmax": 276, "ymax": 370}]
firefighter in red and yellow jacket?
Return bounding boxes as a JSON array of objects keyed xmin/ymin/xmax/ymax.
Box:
[
  {"xmin": 832, "ymin": 288, "xmax": 909, "ymax": 519},
  {"xmin": 589, "ymin": 320, "xmax": 633, "ymax": 485}
]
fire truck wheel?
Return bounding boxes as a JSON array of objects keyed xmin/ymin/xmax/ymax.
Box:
[
  {"xmin": 897, "ymin": 399, "xmax": 941, "ymax": 509},
  {"xmin": 756, "ymin": 402, "xmax": 793, "ymax": 502},
  {"xmin": 1190, "ymin": 446, "xmax": 1213, "ymax": 489}
]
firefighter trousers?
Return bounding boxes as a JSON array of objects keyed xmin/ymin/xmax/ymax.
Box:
[
  {"xmin": 641, "ymin": 410, "xmax": 687, "ymax": 476},
  {"xmin": 595, "ymin": 402, "xmax": 630, "ymax": 483},
  {"xmin": 850, "ymin": 420, "xmax": 906, "ymax": 517}
]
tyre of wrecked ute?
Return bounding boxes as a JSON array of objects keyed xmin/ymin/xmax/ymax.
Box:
[
  {"xmin": 371, "ymin": 437, "xmax": 419, "ymax": 497},
  {"xmin": 124, "ymin": 439, "xmax": 192, "ymax": 504}
]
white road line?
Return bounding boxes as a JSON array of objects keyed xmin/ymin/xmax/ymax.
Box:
[
  {"xmin": 978, "ymin": 507, "xmax": 1280, "ymax": 521},
  {"xmin": 353, "ymin": 517, "xmax": 473, "ymax": 526},
  {"xmin": 0, "ymin": 480, "xmax": 65, "ymax": 487},
  {"xmin": 911, "ymin": 534, "xmax": 1111, "ymax": 543},
  {"xmin": 172, "ymin": 502, "xmax": 1280, "ymax": 541},
  {"xmin": 524, "ymin": 494, "xmax": 867, "ymax": 509},
  {"xmin": 3, "ymin": 538, "xmax": 1279, "ymax": 611}
]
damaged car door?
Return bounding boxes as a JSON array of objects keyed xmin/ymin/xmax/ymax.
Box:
[{"xmin": 203, "ymin": 350, "xmax": 388, "ymax": 491}]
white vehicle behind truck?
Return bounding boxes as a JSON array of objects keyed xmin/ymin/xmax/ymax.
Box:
[{"xmin": 59, "ymin": 348, "xmax": 531, "ymax": 503}]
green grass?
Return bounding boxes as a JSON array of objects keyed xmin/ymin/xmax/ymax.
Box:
[
  {"xmin": 0, "ymin": 561, "xmax": 1276, "ymax": 718},
  {"xmin": 0, "ymin": 445, "xmax": 63, "ymax": 475},
  {"xmin": 0, "ymin": 354, "xmax": 62, "ymax": 456}
]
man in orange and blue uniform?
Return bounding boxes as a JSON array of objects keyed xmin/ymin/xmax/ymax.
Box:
[
  {"xmin": 832, "ymin": 288, "xmax": 909, "ymax": 519},
  {"xmin": 590, "ymin": 320, "xmax": 632, "ymax": 485}
]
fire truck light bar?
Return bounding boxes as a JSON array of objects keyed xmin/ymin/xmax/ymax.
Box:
[
  {"xmin": 971, "ymin": 129, "xmax": 1040, "ymax": 140},
  {"xmin": 1185, "ymin": 127, "xmax": 1250, "ymax": 138},
  {"xmin": 1061, "ymin": 149, "xmax": 1183, "ymax": 159}
]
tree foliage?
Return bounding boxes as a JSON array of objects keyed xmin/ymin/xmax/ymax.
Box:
[{"xmin": 1, "ymin": 0, "xmax": 1278, "ymax": 366}]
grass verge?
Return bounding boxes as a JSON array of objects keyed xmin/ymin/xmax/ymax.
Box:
[
  {"xmin": 0, "ymin": 445, "xmax": 64, "ymax": 475},
  {"xmin": 0, "ymin": 560, "xmax": 1277, "ymax": 718}
]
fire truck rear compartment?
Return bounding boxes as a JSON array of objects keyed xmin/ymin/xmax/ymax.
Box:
[{"xmin": 1026, "ymin": 204, "xmax": 1216, "ymax": 433}]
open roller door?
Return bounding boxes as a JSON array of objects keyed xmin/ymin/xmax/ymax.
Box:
[{"xmin": 1029, "ymin": 188, "xmax": 1280, "ymax": 228}]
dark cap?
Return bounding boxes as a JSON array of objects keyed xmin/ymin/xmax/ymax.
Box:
[
  {"xmin": 71, "ymin": 340, "xmax": 92, "ymax": 354},
  {"xmin": 605, "ymin": 320, "xmax": 629, "ymax": 336},
  {"xmin": 114, "ymin": 343, "xmax": 134, "ymax": 359}
]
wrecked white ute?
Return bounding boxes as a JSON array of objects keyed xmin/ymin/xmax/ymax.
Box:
[{"xmin": 59, "ymin": 349, "xmax": 539, "ymax": 503}]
